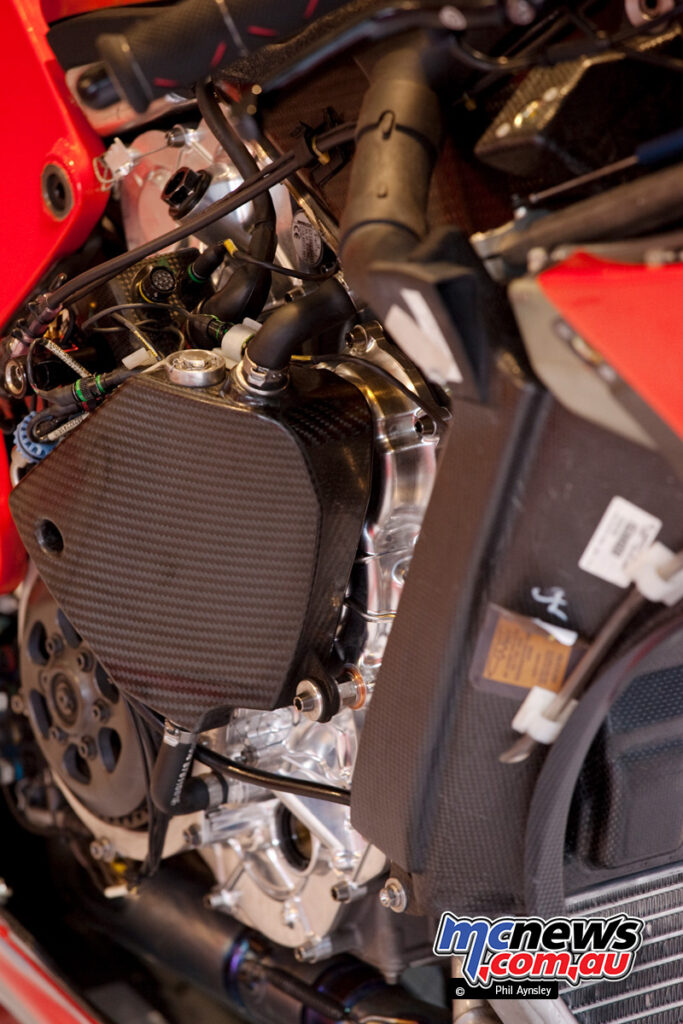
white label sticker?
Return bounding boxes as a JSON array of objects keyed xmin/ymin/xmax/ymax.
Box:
[
  {"xmin": 291, "ymin": 210, "xmax": 323, "ymax": 268},
  {"xmin": 578, "ymin": 496, "xmax": 662, "ymax": 587}
]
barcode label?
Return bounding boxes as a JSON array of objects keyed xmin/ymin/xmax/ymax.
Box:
[{"xmin": 579, "ymin": 497, "xmax": 662, "ymax": 587}]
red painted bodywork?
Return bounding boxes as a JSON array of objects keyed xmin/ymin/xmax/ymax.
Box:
[
  {"xmin": 0, "ymin": 439, "xmax": 26, "ymax": 593},
  {"xmin": 0, "ymin": 919, "xmax": 103, "ymax": 1024},
  {"xmin": 42, "ymin": 0, "xmax": 150, "ymax": 19},
  {"xmin": 0, "ymin": 0, "xmax": 107, "ymax": 331},
  {"xmin": 539, "ymin": 253, "xmax": 683, "ymax": 441}
]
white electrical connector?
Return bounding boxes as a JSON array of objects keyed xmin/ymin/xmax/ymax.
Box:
[
  {"xmin": 627, "ymin": 542, "xmax": 683, "ymax": 606},
  {"xmin": 219, "ymin": 317, "xmax": 262, "ymax": 366},
  {"xmin": 123, "ymin": 347, "xmax": 157, "ymax": 370},
  {"xmin": 511, "ymin": 686, "xmax": 578, "ymax": 745}
]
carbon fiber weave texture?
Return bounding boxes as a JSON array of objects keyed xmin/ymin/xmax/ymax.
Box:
[{"xmin": 10, "ymin": 367, "xmax": 372, "ymax": 731}]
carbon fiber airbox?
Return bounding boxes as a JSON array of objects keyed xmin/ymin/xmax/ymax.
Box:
[{"xmin": 10, "ymin": 367, "xmax": 373, "ymax": 730}]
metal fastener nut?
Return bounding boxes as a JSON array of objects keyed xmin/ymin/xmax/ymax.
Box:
[
  {"xmin": 166, "ymin": 349, "xmax": 226, "ymax": 388},
  {"xmin": 293, "ymin": 679, "xmax": 325, "ymax": 721}
]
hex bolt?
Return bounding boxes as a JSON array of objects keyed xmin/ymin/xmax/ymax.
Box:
[
  {"xmin": 45, "ymin": 634, "xmax": 64, "ymax": 657},
  {"xmin": 378, "ymin": 877, "xmax": 408, "ymax": 913},
  {"xmin": 91, "ymin": 700, "xmax": 110, "ymax": 724},
  {"xmin": 78, "ymin": 735, "xmax": 97, "ymax": 760},
  {"xmin": 76, "ymin": 650, "xmax": 94, "ymax": 672},
  {"xmin": 331, "ymin": 880, "xmax": 369, "ymax": 904},
  {"xmin": 49, "ymin": 725, "xmax": 68, "ymax": 745},
  {"xmin": 295, "ymin": 937, "xmax": 334, "ymax": 963},
  {"xmin": 90, "ymin": 838, "xmax": 115, "ymax": 862},
  {"xmin": 204, "ymin": 888, "xmax": 240, "ymax": 911}
]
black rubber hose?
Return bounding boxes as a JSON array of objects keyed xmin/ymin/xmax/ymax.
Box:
[
  {"xmin": 245, "ymin": 278, "xmax": 354, "ymax": 370},
  {"xmin": 130, "ymin": 696, "xmax": 352, "ymax": 806},
  {"xmin": 22, "ymin": 124, "xmax": 353, "ymax": 338},
  {"xmin": 97, "ymin": 0, "xmax": 353, "ymax": 112},
  {"xmin": 189, "ymin": 242, "xmax": 225, "ymax": 284},
  {"xmin": 150, "ymin": 729, "xmax": 227, "ymax": 816},
  {"xmin": 338, "ymin": 32, "xmax": 451, "ymax": 304},
  {"xmin": 195, "ymin": 81, "xmax": 276, "ymax": 325}
]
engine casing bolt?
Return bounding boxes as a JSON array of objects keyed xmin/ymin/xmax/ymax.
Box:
[
  {"xmin": 76, "ymin": 650, "xmax": 94, "ymax": 672},
  {"xmin": 379, "ymin": 877, "xmax": 408, "ymax": 913},
  {"xmin": 45, "ymin": 634, "xmax": 64, "ymax": 656},
  {"xmin": 91, "ymin": 700, "xmax": 110, "ymax": 724},
  {"xmin": 49, "ymin": 725, "xmax": 68, "ymax": 744},
  {"xmin": 78, "ymin": 735, "xmax": 97, "ymax": 760},
  {"xmin": 90, "ymin": 838, "xmax": 115, "ymax": 862}
]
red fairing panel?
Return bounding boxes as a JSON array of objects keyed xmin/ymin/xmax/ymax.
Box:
[
  {"xmin": 0, "ymin": 0, "xmax": 107, "ymax": 329},
  {"xmin": 0, "ymin": 919, "xmax": 104, "ymax": 1024},
  {"xmin": 539, "ymin": 253, "xmax": 683, "ymax": 441},
  {"xmin": 42, "ymin": 0, "xmax": 149, "ymax": 17},
  {"xmin": 0, "ymin": 439, "xmax": 26, "ymax": 593}
]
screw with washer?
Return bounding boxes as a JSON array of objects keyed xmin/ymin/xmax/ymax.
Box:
[{"xmin": 378, "ymin": 877, "xmax": 408, "ymax": 913}]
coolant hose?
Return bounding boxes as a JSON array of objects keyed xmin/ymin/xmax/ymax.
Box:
[
  {"xmin": 150, "ymin": 722, "xmax": 227, "ymax": 816},
  {"xmin": 194, "ymin": 81, "xmax": 277, "ymax": 326},
  {"xmin": 244, "ymin": 278, "xmax": 354, "ymax": 371}
]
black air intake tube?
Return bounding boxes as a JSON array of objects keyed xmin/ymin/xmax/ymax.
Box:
[
  {"xmin": 339, "ymin": 33, "xmax": 446, "ymax": 296},
  {"xmin": 338, "ymin": 33, "xmax": 480, "ymax": 392}
]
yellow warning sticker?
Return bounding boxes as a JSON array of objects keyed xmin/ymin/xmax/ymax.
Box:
[{"xmin": 483, "ymin": 616, "xmax": 572, "ymax": 692}]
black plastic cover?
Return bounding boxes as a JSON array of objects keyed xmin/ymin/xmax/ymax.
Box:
[{"xmin": 352, "ymin": 358, "xmax": 683, "ymax": 916}]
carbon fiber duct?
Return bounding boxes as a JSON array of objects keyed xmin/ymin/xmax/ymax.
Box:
[{"xmin": 10, "ymin": 366, "xmax": 373, "ymax": 730}]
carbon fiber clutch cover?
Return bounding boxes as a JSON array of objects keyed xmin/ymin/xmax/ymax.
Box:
[{"xmin": 10, "ymin": 368, "xmax": 373, "ymax": 730}]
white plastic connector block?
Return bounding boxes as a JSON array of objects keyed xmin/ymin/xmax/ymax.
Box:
[
  {"xmin": 220, "ymin": 318, "xmax": 262, "ymax": 366},
  {"xmin": 122, "ymin": 347, "xmax": 156, "ymax": 370},
  {"xmin": 511, "ymin": 686, "xmax": 578, "ymax": 745},
  {"xmin": 628, "ymin": 542, "xmax": 683, "ymax": 606}
]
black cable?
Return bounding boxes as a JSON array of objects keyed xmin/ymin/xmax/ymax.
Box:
[
  {"xmin": 197, "ymin": 746, "xmax": 351, "ymax": 806},
  {"xmin": 26, "ymin": 310, "xmax": 77, "ymax": 396},
  {"xmin": 81, "ymin": 302, "xmax": 191, "ymax": 329},
  {"xmin": 130, "ymin": 698, "xmax": 351, "ymax": 806},
  {"xmin": 195, "ymin": 80, "xmax": 277, "ymax": 324},
  {"xmin": 230, "ymin": 250, "xmax": 340, "ymax": 281},
  {"xmin": 310, "ymin": 353, "xmax": 451, "ymax": 428},
  {"xmin": 43, "ymin": 121, "xmax": 353, "ymax": 316},
  {"xmin": 128, "ymin": 701, "xmax": 170, "ymax": 879}
]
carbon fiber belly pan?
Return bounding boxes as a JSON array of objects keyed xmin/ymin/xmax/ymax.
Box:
[{"xmin": 10, "ymin": 367, "xmax": 373, "ymax": 730}]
